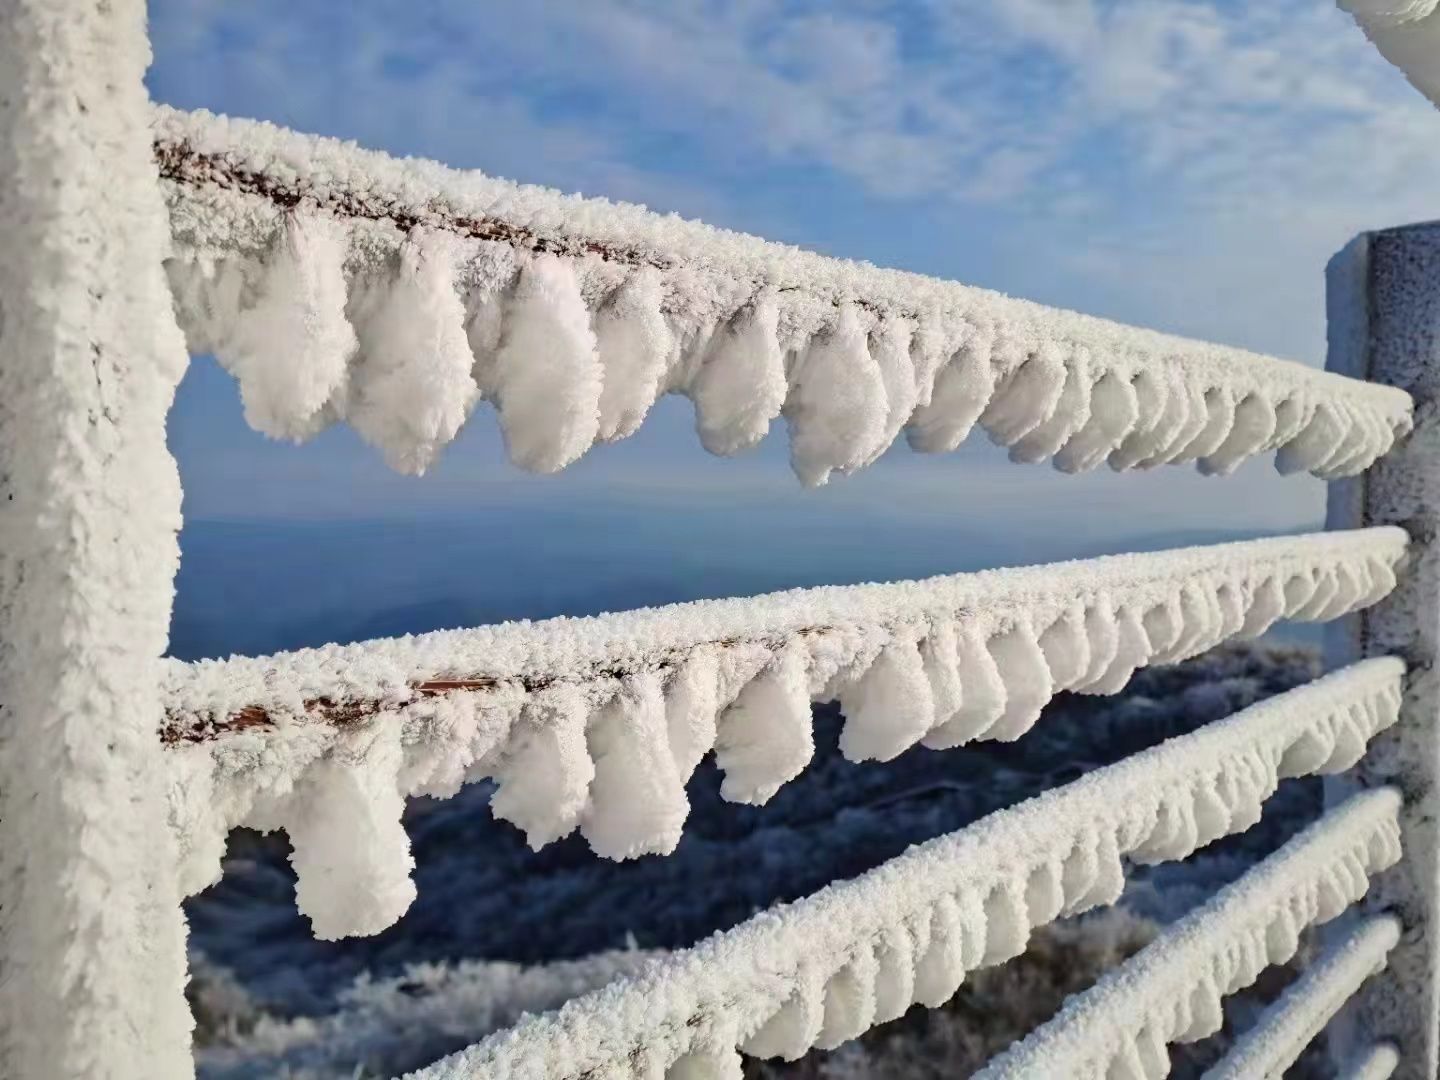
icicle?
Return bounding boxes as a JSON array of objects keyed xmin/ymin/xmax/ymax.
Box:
[
  {"xmin": 1074, "ymin": 600, "xmax": 1121, "ymax": 692},
  {"xmin": 691, "ymin": 292, "xmax": 787, "ymax": 455},
  {"xmin": 1009, "ymin": 348, "xmax": 1091, "ymax": 463},
  {"xmin": 923, "ymin": 624, "xmax": 1007, "ymax": 749},
  {"xmin": 980, "ymin": 343, "xmax": 1068, "ymax": 448},
  {"xmin": 817, "ymin": 944, "xmax": 880, "ymax": 1050},
  {"xmin": 594, "ymin": 268, "xmax": 673, "ymax": 442},
  {"xmin": 582, "ymin": 672, "xmax": 689, "ymax": 860},
  {"xmin": 919, "ymin": 620, "xmax": 965, "ymax": 730},
  {"xmin": 1175, "ymin": 387, "xmax": 1235, "ymax": 464},
  {"xmin": 344, "ymin": 229, "xmax": 479, "ymax": 474},
  {"xmin": 1081, "ymin": 831, "xmax": 1125, "ymax": 910},
  {"xmin": 906, "ymin": 323, "xmax": 996, "ymax": 452},
  {"xmin": 741, "ymin": 967, "xmax": 825, "ymax": 1061},
  {"xmin": 913, "ymin": 894, "xmax": 967, "ymax": 1007},
  {"xmin": 714, "ymin": 646, "xmax": 814, "ymax": 804},
  {"xmin": 873, "ymin": 923, "xmax": 918, "ymax": 1024},
  {"xmin": 665, "ymin": 647, "xmax": 720, "ymax": 783},
  {"xmin": 1080, "ymin": 603, "xmax": 1149, "ymax": 695},
  {"xmin": 1108, "ymin": 371, "xmax": 1170, "ymax": 470},
  {"xmin": 1061, "ymin": 836, "xmax": 1100, "ymax": 913},
  {"xmin": 1238, "ymin": 575, "xmax": 1287, "ymax": 638},
  {"xmin": 490, "ymin": 689, "xmax": 595, "ymax": 849},
  {"xmin": 837, "ymin": 630, "xmax": 935, "ymax": 763},
  {"xmin": 1025, "ymin": 860, "xmax": 1066, "ymax": 927},
  {"xmin": 1191, "ymin": 780, "xmax": 1232, "ymax": 846},
  {"xmin": 488, "ymin": 253, "xmax": 603, "ymax": 472},
  {"xmin": 1054, "ymin": 371, "xmax": 1139, "ymax": 473},
  {"xmin": 217, "ymin": 212, "xmax": 356, "ymax": 441},
  {"xmin": 285, "ymin": 722, "xmax": 415, "ymax": 940},
  {"xmin": 784, "ymin": 304, "xmax": 889, "ymax": 486},
  {"xmin": 1038, "ymin": 605, "xmax": 1091, "ymax": 691},
  {"xmin": 984, "ymin": 622, "xmax": 1053, "ymax": 740},
  {"xmin": 1276, "ymin": 402, "xmax": 1345, "ymax": 475},
  {"xmin": 1199, "ymin": 392, "xmax": 1277, "ymax": 475},
  {"xmin": 667, "ymin": 1048, "xmax": 743, "ymax": 1080},
  {"xmin": 1139, "ymin": 378, "xmax": 1208, "ymax": 467},
  {"xmin": 862, "ymin": 318, "xmax": 919, "ymax": 466},
  {"xmin": 981, "ymin": 881, "xmax": 1030, "ymax": 964}
]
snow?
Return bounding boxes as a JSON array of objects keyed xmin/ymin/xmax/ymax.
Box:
[
  {"xmin": 974, "ymin": 787, "xmax": 1403, "ymax": 1080},
  {"xmin": 155, "ymin": 105, "xmax": 1414, "ymax": 484},
  {"xmin": 1341, "ymin": 1, "xmax": 1440, "ymax": 108},
  {"xmin": 398, "ymin": 660, "xmax": 1404, "ymax": 1078},
  {"xmin": 1341, "ymin": 1042, "xmax": 1401, "ymax": 1080},
  {"xmin": 161, "ymin": 529, "xmax": 1407, "ymax": 927},
  {"xmin": 0, "ymin": 4, "xmax": 195, "ymax": 1077},
  {"xmin": 1203, "ymin": 914, "xmax": 1400, "ymax": 1079}
]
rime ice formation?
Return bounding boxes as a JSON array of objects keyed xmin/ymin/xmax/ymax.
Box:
[
  {"xmin": 1202, "ymin": 915, "xmax": 1400, "ymax": 1080},
  {"xmin": 160, "ymin": 530, "xmax": 1406, "ymax": 931},
  {"xmin": 976, "ymin": 789, "xmax": 1403, "ymax": 1080},
  {"xmin": 397, "ymin": 663, "xmax": 1403, "ymax": 1079},
  {"xmin": 0, "ymin": 3, "xmax": 196, "ymax": 1077},
  {"xmin": 156, "ymin": 106, "xmax": 1413, "ymax": 485},
  {"xmin": 1340, "ymin": 1, "xmax": 1440, "ymax": 108}
]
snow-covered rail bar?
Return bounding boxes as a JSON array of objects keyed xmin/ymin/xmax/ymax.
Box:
[
  {"xmin": 1202, "ymin": 915, "xmax": 1401, "ymax": 1080},
  {"xmin": 159, "ymin": 528, "xmax": 1404, "ymax": 911},
  {"xmin": 155, "ymin": 107, "xmax": 1412, "ymax": 484},
  {"xmin": 972, "ymin": 788, "xmax": 1403, "ymax": 1080},
  {"xmin": 398, "ymin": 670, "xmax": 1403, "ymax": 1079}
]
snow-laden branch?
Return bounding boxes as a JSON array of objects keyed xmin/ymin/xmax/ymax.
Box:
[
  {"xmin": 974, "ymin": 789, "xmax": 1403, "ymax": 1080},
  {"xmin": 398, "ymin": 665, "xmax": 1403, "ymax": 1079},
  {"xmin": 1342, "ymin": 1042, "xmax": 1401, "ymax": 1080},
  {"xmin": 155, "ymin": 106, "xmax": 1413, "ymax": 485},
  {"xmin": 1340, "ymin": 1, "xmax": 1440, "ymax": 108},
  {"xmin": 1202, "ymin": 915, "xmax": 1400, "ymax": 1080},
  {"xmin": 161, "ymin": 530, "xmax": 1405, "ymax": 937}
]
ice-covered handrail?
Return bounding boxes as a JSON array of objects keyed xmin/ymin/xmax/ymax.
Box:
[
  {"xmin": 155, "ymin": 106, "xmax": 1412, "ymax": 484},
  {"xmin": 1202, "ymin": 915, "xmax": 1400, "ymax": 1080},
  {"xmin": 161, "ymin": 530, "xmax": 1404, "ymax": 928},
  {"xmin": 397, "ymin": 670, "xmax": 1402, "ymax": 1079},
  {"xmin": 974, "ymin": 789, "xmax": 1403, "ymax": 1080},
  {"xmin": 1342, "ymin": 1042, "xmax": 1401, "ymax": 1080}
]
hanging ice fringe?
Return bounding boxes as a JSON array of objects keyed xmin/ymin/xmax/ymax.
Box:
[
  {"xmin": 215, "ymin": 211, "xmax": 356, "ymax": 441},
  {"xmin": 344, "ymin": 228, "xmax": 479, "ymax": 474},
  {"xmin": 690, "ymin": 291, "xmax": 788, "ymax": 455},
  {"xmin": 161, "ymin": 529, "xmax": 1406, "ymax": 931},
  {"xmin": 160, "ymin": 107, "xmax": 1412, "ymax": 484},
  {"xmin": 489, "ymin": 253, "xmax": 604, "ymax": 472},
  {"xmin": 390, "ymin": 663, "xmax": 1401, "ymax": 1079},
  {"xmin": 784, "ymin": 303, "xmax": 891, "ymax": 486}
]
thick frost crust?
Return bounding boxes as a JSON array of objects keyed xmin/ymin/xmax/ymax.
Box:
[
  {"xmin": 1202, "ymin": 915, "xmax": 1400, "ymax": 1080},
  {"xmin": 155, "ymin": 106, "xmax": 1412, "ymax": 483},
  {"xmin": 977, "ymin": 788, "xmax": 1404, "ymax": 1080},
  {"xmin": 399, "ymin": 665, "xmax": 1404, "ymax": 1079},
  {"xmin": 161, "ymin": 530, "xmax": 1406, "ymax": 935},
  {"xmin": 1342, "ymin": 1042, "xmax": 1402, "ymax": 1080}
]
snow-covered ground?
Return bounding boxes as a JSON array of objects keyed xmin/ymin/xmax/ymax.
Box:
[{"xmin": 184, "ymin": 640, "xmax": 1337, "ymax": 1078}]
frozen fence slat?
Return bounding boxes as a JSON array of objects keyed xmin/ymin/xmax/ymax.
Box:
[
  {"xmin": 155, "ymin": 106, "xmax": 1413, "ymax": 484},
  {"xmin": 1202, "ymin": 916, "xmax": 1400, "ymax": 1080},
  {"xmin": 973, "ymin": 790, "xmax": 1404, "ymax": 1080},
  {"xmin": 388, "ymin": 663, "xmax": 1401, "ymax": 1078},
  {"xmin": 161, "ymin": 530, "xmax": 1405, "ymax": 925}
]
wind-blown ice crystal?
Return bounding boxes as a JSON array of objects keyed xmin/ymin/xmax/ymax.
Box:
[
  {"xmin": 977, "ymin": 789, "xmax": 1404, "ymax": 1080},
  {"xmin": 161, "ymin": 529, "xmax": 1405, "ymax": 940},
  {"xmin": 155, "ymin": 106, "xmax": 1413, "ymax": 485},
  {"xmin": 401, "ymin": 665, "xmax": 1404, "ymax": 1080}
]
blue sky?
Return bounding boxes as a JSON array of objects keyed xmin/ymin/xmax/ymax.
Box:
[{"xmin": 148, "ymin": 1, "xmax": 1440, "ymax": 652}]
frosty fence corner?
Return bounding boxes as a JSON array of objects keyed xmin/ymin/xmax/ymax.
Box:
[{"xmin": 0, "ymin": 4, "xmax": 1438, "ymax": 1075}]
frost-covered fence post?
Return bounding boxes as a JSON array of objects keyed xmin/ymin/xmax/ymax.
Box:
[
  {"xmin": 0, "ymin": 3, "xmax": 195, "ymax": 1078},
  {"xmin": 1326, "ymin": 223, "xmax": 1440, "ymax": 1079}
]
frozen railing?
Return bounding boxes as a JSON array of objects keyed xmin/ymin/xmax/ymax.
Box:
[{"xmin": 2, "ymin": 12, "xmax": 1438, "ymax": 1075}]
